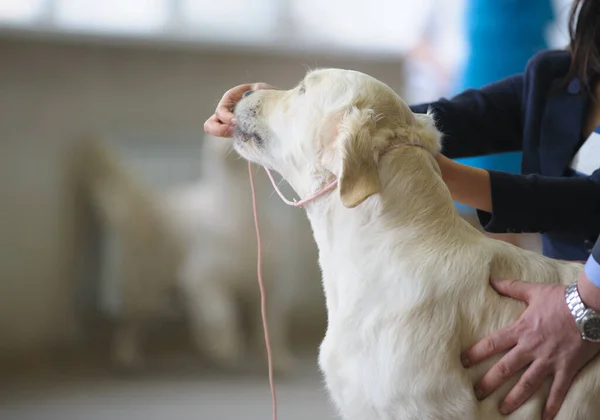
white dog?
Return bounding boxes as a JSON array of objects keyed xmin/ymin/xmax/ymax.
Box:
[
  {"xmin": 75, "ymin": 136, "xmax": 322, "ymax": 373},
  {"xmin": 229, "ymin": 69, "xmax": 600, "ymax": 419}
]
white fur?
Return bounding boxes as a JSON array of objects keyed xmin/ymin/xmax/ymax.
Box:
[
  {"xmin": 75, "ymin": 136, "xmax": 323, "ymax": 373},
  {"xmin": 231, "ymin": 69, "xmax": 600, "ymax": 419}
]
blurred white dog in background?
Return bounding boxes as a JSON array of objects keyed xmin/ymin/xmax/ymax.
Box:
[{"xmin": 75, "ymin": 135, "xmax": 323, "ymax": 374}]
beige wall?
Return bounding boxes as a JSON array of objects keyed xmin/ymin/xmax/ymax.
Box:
[{"xmin": 0, "ymin": 37, "xmax": 405, "ymax": 353}]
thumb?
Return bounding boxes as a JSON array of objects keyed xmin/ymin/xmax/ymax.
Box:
[{"xmin": 490, "ymin": 279, "xmax": 532, "ymax": 302}]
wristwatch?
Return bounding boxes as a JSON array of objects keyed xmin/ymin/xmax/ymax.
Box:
[{"xmin": 565, "ymin": 282, "xmax": 600, "ymax": 343}]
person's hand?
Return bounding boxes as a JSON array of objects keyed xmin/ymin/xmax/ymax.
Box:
[
  {"xmin": 461, "ymin": 277, "xmax": 600, "ymax": 420},
  {"xmin": 204, "ymin": 82, "xmax": 276, "ymax": 137}
]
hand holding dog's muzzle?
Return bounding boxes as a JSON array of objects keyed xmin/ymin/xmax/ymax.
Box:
[{"xmin": 204, "ymin": 82, "xmax": 277, "ymax": 138}]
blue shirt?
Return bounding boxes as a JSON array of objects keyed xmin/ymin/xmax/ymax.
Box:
[{"xmin": 585, "ymin": 241, "xmax": 600, "ymax": 288}]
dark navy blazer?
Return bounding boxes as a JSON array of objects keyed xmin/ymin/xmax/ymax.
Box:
[{"xmin": 410, "ymin": 50, "xmax": 600, "ymax": 261}]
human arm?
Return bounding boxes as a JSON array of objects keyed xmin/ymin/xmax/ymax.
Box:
[
  {"xmin": 436, "ymin": 154, "xmax": 492, "ymax": 211},
  {"xmin": 410, "ymin": 74, "xmax": 524, "ymax": 159},
  {"xmin": 436, "ymin": 155, "xmax": 600, "ymax": 235}
]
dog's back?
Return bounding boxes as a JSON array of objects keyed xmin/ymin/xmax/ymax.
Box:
[{"xmin": 457, "ymin": 234, "xmax": 600, "ymax": 419}]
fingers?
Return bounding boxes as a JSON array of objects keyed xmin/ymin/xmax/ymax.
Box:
[
  {"xmin": 252, "ymin": 82, "xmax": 277, "ymax": 91},
  {"xmin": 498, "ymin": 360, "xmax": 550, "ymax": 415},
  {"xmin": 224, "ymin": 84, "xmax": 252, "ymax": 104},
  {"xmin": 212, "ymin": 84, "xmax": 256, "ymax": 132},
  {"xmin": 205, "ymin": 83, "xmax": 275, "ymax": 137},
  {"xmin": 215, "ymin": 83, "xmax": 276, "ymax": 124},
  {"xmin": 491, "ymin": 279, "xmax": 534, "ymax": 302},
  {"xmin": 542, "ymin": 372, "xmax": 573, "ymax": 420},
  {"xmin": 204, "ymin": 114, "xmax": 234, "ymax": 138},
  {"xmin": 215, "ymin": 104, "xmax": 236, "ymax": 127},
  {"xmin": 462, "ymin": 324, "xmax": 518, "ymax": 368},
  {"xmin": 216, "ymin": 84, "xmax": 255, "ymax": 122},
  {"xmin": 473, "ymin": 345, "xmax": 530, "ymax": 400}
]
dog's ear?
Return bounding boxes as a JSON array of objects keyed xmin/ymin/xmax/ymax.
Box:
[{"xmin": 336, "ymin": 108, "xmax": 381, "ymax": 208}]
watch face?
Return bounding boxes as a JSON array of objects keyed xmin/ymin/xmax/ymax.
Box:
[{"xmin": 583, "ymin": 317, "xmax": 600, "ymax": 340}]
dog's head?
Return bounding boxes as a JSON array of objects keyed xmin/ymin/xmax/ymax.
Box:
[{"xmin": 232, "ymin": 69, "xmax": 441, "ymax": 208}]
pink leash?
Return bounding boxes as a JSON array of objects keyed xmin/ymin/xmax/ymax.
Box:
[
  {"xmin": 248, "ymin": 163, "xmax": 332, "ymax": 420},
  {"xmin": 248, "ymin": 162, "xmax": 278, "ymax": 420},
  {"xmin": 263, "ymin": 169, "xmax": 338, "ymax": 208},
  {"xmin": 247, "ymin": 143, "xmax": 425, "ymax": 420}
]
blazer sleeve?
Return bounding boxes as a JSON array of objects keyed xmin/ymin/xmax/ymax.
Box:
[
  {"xmin": 477, "ymin": 170, "xmax": 600, "ymax": 235},
  {"xmin": 410, "ymin": 75, "xmax": 524, "ymax": 159}
]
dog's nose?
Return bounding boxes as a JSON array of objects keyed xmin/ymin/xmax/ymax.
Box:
[{"xmin": 243, "ymin": 90, "xmax": 255, "ymax": 98}]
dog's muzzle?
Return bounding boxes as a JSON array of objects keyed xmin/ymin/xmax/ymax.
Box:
[{"xmin": 234, "ymin": 124, "xmax": 263, "ymax": 145}]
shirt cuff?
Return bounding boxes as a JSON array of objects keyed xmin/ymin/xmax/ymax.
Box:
[{"xmin": 584, "ymin": 254, "xmax": 600, "ymax": 289}]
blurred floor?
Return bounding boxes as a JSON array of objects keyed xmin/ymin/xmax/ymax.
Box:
[{"xmin": 0, "ymin": 355, "xmax": 336, "ymax": 420}]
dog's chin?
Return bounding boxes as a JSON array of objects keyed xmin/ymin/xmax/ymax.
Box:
[
  {"xmin": 232, "ymin": 135, "xmax": 266, "ymax": 167},
  {"xmin": 233, "ymin": 124, "xmax": 264, "ymax": 144}
]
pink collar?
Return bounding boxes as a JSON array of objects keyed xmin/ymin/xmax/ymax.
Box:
[{"xmin": 263, "ymin": 143, "xmax": 427, "ymax": 207}]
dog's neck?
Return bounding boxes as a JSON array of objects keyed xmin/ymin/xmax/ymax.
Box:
[
  {"xmin": 304, "ymin": 147, "xmax": 462, "ymax": 239},
  {"xmin": 296, "ymin": 147, "xmax": 473, "ymax": 314}
]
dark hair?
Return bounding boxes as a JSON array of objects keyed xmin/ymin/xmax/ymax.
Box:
[{"xmin": 566, "ymin": 0, "xmax": 600, "ymax": 92}]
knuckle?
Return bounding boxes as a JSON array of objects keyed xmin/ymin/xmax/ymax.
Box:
[
  {"xmin": 498, "ymin": 362, "xmax": 511, "ymax": 378},
  {"xmin": 530, "ymin": 334, "xmax": 544, "ymax": 349},
  {"xmin": 507, "ymin": 279, "xmax": 520, "ymax": 289},
  {"xmin": 514, "ymin": 320, "xmax": 532, "ymax": 339},
  {"xmin": 484, "ymin": 337, "xmax": 497, "ymax": 353},
  {"xmin": 520, "ymin": 378, "xmax": 535, "ymax": 394},
  {"xmin": 514, "ymin": 317, "xmax": 528, "ymax": 331},
  {"xmin": 538, "ymin": 361, "xmax": 552, "ymax": 373}
]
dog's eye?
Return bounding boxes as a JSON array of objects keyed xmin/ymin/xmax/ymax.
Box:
[{"xmin": 298, "ymin": 83, "xmax": 306, "ymax": 94}]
